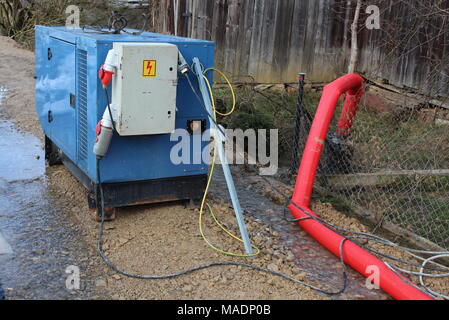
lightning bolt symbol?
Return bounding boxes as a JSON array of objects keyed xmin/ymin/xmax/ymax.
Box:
[{"xmin": 147, "ymin": 61, "xmax": 153, "ymax": 74}]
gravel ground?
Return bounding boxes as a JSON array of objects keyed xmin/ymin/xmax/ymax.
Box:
[
  {"xmin": 0, "ymin": 35, "xmax": 446, "ymax": 300},
  {"xmin": 45, "ymin": 165, "xmax": 326, "ymax": 300},
  {"xmin": 250, "ymin": 174, "xmax": 449, "ymax": 299},
  {"xmin": 0, "ymin": 35, "xmax": 325, "ymax": 300}
]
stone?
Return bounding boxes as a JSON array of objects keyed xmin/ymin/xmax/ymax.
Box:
[
  {"xmin": 291, "ymin": 268, "xmax": 301, "ymax": 275},
  {"xmin": 296, "ymin": 272, "xmax": 307, "ymax": 281},
  {"xmin": 182, "ymin": 285, "xmax": 193, "ymax": 293},
  {"xmin": 267, "ymin": 263, "xmax": 279, "ymax": 272},
  {"xmin": 95, "ymin": 279, "xmax": 107, "ymax": 288},
  {"xmin": 118, "ymin": 238, "xmax": 129, "ymax": 246}
]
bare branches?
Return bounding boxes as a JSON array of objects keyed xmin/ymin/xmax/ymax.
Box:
[
  {"xmin": 0, "ymin": 0, "xmax": 31, "ymax": 36},
  {"xmin": 338, "ymin": 0, "xmax": 449, "ymax": 97},
  {"xmin": 348, "ymin": 0, "xmax": 362, "ymax": 73}
]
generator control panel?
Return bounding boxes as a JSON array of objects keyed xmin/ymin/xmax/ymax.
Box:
[{"xmin": 110, "ymin": 43, "xmax": 179, "ymax": 136}]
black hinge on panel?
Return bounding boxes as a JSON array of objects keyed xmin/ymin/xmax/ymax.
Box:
[
  {"xmin": 48, "ymin": 48, "xmax": 53, "ymax": 60},
  {"xmin": 48, "ymin": 110, "xmax": 53, "ymax": 123},
  {"xmin": 70, "ymin": 93, "xmax": 76, "ymax": 108}
]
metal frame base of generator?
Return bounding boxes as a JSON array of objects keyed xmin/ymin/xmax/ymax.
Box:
[{"xmin": 45, "ymin": 137, "xmax": 207, "ymax": 220}]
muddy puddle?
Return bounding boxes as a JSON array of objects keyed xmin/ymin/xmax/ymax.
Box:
[
  {"xmin": 0, "ymin": 121, "xmax": 44, "ymax": 182},
  {"xmin": 0, "ymin": 107, "xmax": 104, "ymax": 299},
  {"xmin": 210, "ymin": 166, "xmax": 389, "ymax": 300}
]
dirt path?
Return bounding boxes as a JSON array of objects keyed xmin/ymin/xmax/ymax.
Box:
[
  {"xmin": 0, "ymin": 36, "xmax": 40, "ymax": 138},
  {"xmin": 2, "ymin": 34, "xmax": 441, "ymax": 300}
]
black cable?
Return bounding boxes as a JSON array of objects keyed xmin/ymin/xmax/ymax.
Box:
[
  {"xmin": 251, "ymin": 167, "xmax": 448, "ymax": 273},
  {"xmin": 94, "ymin": 73, "xmax": 351, "ymax": 297},
  {"xmin": 103, "ymin": 87, "xmax": 117, "ymax": 132},
  {"xmin": 108, "ymin": 11, "xmax": 128, "ymax": 34},
  {"xmin": 272, "ymin": 165, "xmax": 443, "ymax": 266},
  {"xmin": 97, "ymin": 159, "xmax": 349, "ymax": 296},
  {"xmin": 122, "ymin": 14, "xmax": 149, "ymax": 36},
  {"xmin": 289, "ymin": 200, "xmax": 449, "ymax": 273},
  {"xmin": 83, "ymin": 11, "xmax": 147, "ymax": 36},
  {"xmin": 95, "ymin": 158, "xmax": 348, "ymax": 296},
  {"xmin": 180, "ymin": 69, "xmax": 444, "ymax": 292}
]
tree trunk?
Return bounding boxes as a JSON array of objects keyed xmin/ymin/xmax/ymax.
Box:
[{"xmin": 348, "ymin": 0, "xmax": 362, "ymax": 74}]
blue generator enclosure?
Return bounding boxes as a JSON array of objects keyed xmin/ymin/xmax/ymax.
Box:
[{"xmin": 35, "ymin": 26, "xmax": 214, "ymax": 211}]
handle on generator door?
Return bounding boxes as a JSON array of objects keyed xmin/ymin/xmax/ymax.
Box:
[{"xmin": 288, "ymin": 74, "xmax": 433, "ymax": 300}]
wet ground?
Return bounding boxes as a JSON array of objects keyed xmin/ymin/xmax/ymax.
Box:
[
  {"xmin": 0, "ymin": 118, "xmax": 106, "ymax": 300},
  {"xmin": 0, "ymin": 115, "xmax": 387, "ymax": 300},
  {"xmin": 210, "ymin": 166, "xmax": 389, "ymax": 300},
  {"xmin": 0, "ymin": 113, "xmax": 388, "ymax": 300}
]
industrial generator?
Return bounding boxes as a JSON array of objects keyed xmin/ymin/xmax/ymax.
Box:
[{"xmin": 35, "ymin": 26, "xmax": 215, "ymax": 219}]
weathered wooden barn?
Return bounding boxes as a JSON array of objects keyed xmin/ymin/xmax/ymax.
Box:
[{"xmin": 144, "ymin": 0, "xmax": 447, "ymax": 95}]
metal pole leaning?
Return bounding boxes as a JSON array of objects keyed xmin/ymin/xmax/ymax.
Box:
[{"xmin": 192, "ymin": 58, "xmax": 254, "ymax": 255}]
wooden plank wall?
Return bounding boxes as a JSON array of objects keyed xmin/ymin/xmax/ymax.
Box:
[{"xmin": 152, "ymin": 0, "xmax": 448, "ymax": 95}]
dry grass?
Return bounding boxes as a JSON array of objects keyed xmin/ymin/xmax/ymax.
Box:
[{"xmin": 0, "ymin": 0, "xmax": 153, "ymax": 49}]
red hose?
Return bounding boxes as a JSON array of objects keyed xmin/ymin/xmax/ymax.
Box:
[
  {"xmin": 289, "ymin": 74, "xmax": 433, "ymax": 300},
  {"xmin": 336, "ymin": 87, "xmax": 364, "ymax": 136}
]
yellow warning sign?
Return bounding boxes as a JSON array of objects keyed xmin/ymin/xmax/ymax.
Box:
[{"xmin": 143, "ymin": 60, "xmax": 157, "ymax": 77}]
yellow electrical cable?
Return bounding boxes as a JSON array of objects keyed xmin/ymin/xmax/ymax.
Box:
[
  {"xmin": 203, "ymin": 68, "xmax": 236, "ymax": 117},
  {"xmin": 198, "ymin": 73, "xmax": 260, "ymax": 258}
]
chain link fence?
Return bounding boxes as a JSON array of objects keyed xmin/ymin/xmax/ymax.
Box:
[{"xmin": 291, "ymin": 80, "xmax": 449, "ymax": 250}]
